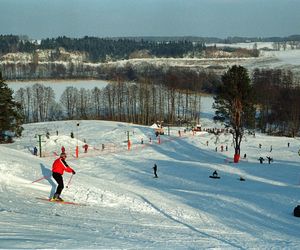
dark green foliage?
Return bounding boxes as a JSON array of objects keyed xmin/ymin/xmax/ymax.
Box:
[
  {"xmin": 0, "ymin": 35, "xmax": 205, "ymax": 61},
  {"xmin": 252, "ymin": 68, "xmax": 300, "ymax": 136},
  {"xmin": 214, "ymin": 65, "xmax": 256, "ymax": 128},
  {"xmin": 0, "ymin": 72, "xmax": 24, "ymax": 142},
  {"xmin": 0, "ymin": 35, "xmax": 37, "ymax": 54},
  {"xmin": 213, "ymin": 65, "xmax": 256, "ymax": 156},
  {"xmin": 39, "ymin": 36, "xmax": 205, "ymax": 62}
]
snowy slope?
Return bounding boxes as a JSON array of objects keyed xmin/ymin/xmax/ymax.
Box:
[{"xmin": 1, "ymin": 107, "xmax": 300, "ymax": 248}]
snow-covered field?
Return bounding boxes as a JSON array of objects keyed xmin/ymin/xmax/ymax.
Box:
[{"xmin": 1, "ymin": 96, "xmax": 300, "ymax": 249}]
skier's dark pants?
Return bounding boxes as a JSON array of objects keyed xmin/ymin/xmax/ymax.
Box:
[
  {"xmin": 154, "ymin": 169, "xmax": 158, "ymax": 178},
  {"xmin": 52, "ymin": 172, "xmax": 64, "ymax": 195}
]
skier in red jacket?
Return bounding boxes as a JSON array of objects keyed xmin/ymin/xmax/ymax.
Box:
[{"xmin": 51, "ymin": 152, "xmax": 75, "ymax": 201}]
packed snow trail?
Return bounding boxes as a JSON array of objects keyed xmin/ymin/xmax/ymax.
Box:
[{"xmin": 1, "ymin": 120, "xmax": 300, "ymax": 248}]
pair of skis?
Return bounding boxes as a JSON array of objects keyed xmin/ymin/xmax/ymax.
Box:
[{"xmin": 36, "ymin": 197, "xmax": 84, "ymax": 206}]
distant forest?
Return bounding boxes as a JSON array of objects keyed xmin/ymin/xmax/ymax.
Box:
[
  {"xmin": 0, "ymin": 35, "xmax": 206, "ymax": 62},
  {"xmin": 2, "ymin": 34, "xmax": 299, "ymax": 62}
]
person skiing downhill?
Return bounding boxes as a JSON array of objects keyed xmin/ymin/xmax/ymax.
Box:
[{"xmin": 51, "ymin": 152, "xmax": 75, "ymax": 201}]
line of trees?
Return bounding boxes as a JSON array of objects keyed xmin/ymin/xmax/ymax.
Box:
[
  {"xmin": 1, "ymin": 35, "xmax": 266, "ymax": 64},
  {"xmin": 253, "ymin": 68, "xmax": 300, "ymax": 137},
  {"xmin": 214, "ymin": 66, "xmax": 300, "ymax": 139},
  {"xmin": 0, "ymin": 35, "xmax": 206, "ymax": 62},
  {"xmin": 14, "ymin": 80, "xmax": 203, "ymax": 126},
  {"xmin": 40, "ymin": 36, "xmax": 206, "ymax": 62}
]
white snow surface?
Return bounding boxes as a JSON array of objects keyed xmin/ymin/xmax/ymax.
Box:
[{"xmin": 1, "ymin": 97, "xmax": 300, "ymax": 249}]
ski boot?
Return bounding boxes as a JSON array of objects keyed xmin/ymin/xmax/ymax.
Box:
[{"xmin": 51, "ymin": 193, "xmax": 64, "ymax": 202}]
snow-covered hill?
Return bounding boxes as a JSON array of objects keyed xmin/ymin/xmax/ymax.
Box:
[
  {"xmin": 1, "ymin": 105, "xmax": 300, "ymax": 248},
  {"xmin": 2, "ymin": 42, "xmax": 300, "ymax": 81}
]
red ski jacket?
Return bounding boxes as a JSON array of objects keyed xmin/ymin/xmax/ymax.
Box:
[{"xmin": 52, "ymin": 157, "xmax": 74, "ymax": 175}]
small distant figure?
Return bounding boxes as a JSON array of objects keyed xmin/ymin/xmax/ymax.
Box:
[
  {"xmin": 33, "ymin": 147, "xmax": 37, "ymax": 156},
  {"xmin": 206, "ymin": 141, "xmax": 208, "ymax": 146},
  {"xmin": 212, "ymin": 170, "xmax": 218, "ymax": 177},
  {"xmin": 225, "ymin": 145, "xmax": 228, "ymax": 151},
  {"xmin": 294, "ymin": 205, "xmax": 300, "ymax": 217},
  {"xmin": 102, "ymin": 144, "xmax": 105, "ymax": 151},
  {"xmin": 209, "ymin": 170, "xmax": 220, "ymax": 179},
  {"xmin": 70, "ymin": 132, "xmax": 74, "ymax": 138},
  {"xmin": 215, "ymin": 147, "xmax": 218, "ymax": 152},
  {"xmin": 149, "ymin": 137, "xmax": 152, "ymax": 143},
  {"xmin": 141, "ymin": 138, "xmax": 144, "ymax": 144},
  {"xmin": 56, "ymin": 130, "xmax": 58, "ymax": 136},
  {"xmin": 178, "ymin": 130, "xmax": 181, "ymax": 137},
  {"xmin": 155, "ymin": 131, "xmax": 159, "ymax": 137},
  {"xmin": 258, "ymin": 157, "xmax": 264, "ymax": 164},
  {"xmin": 259, "ymin": 143, "xmax": 262, "ymax": 149},
  {"xmin": 46, "ymin": 131, "xmax": 50, "ymax": 139},
  {"xmin": 270, "ymin": 145, "xmax": 272, "ymax": 152},
  {"xmin": 153, "ymin": 163, "xmax": 158, "ymax": 178},
  {"xmin": 287, "ymin": 142, "xmax": 290, "ymax": 148},
  {"xmin": 61, "ymin": 146, "xmax": 65, "ymax": 154},
  {"xmin": 83, "ymin": 143, "xmax": 88, "ymax": 153},
  {"xmin": 266, "ymin": 156, "xmax": 273, "ymax": 164},
  {"xmin": 221, "ymin": 145, "xmax": 224, "ymax": 152},
  {"xmin": 243, "ymin": 153, "xmax": 247, "ymax": 159}
]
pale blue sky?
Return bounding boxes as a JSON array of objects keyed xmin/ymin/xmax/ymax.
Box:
[{"xmin": 0, "ymin": 0, "xmax": 299, "ymax": 39}]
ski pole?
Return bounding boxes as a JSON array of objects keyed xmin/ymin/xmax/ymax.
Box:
[
  {"xmin": 66, "ymin": 174, "xmax": 74, "ymax": 188},
  {"xmin": 32, "ymin": 175, "xmax": 51, "ymax": 184}
]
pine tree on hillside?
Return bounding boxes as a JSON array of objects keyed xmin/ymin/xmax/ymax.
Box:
[
  {"xmin": 0, "ymin": 72, "xmax": 24, "ymax": 143},
  {"xmin": 213, "ymin": 65, "xmax": 256, "ymax": 163}
]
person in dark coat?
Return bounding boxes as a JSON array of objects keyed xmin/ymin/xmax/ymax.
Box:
[
  {"xmin": 153, "ymin": 163, "xmax": 158, "ymax": 178},
  {"xmin": 259, "ymin": 157, "xmax": 264, "ymax": 164},
  {"xmin": 212, "ymin": 170, "xmax": 218, "ymax": 177},
  {"xmin": 33, "ymin": 146, "xmax": 38, "ymax": 156},
  {"xmin": 83, "ymin": 143, "xmax": 88, "ymax": 153},
  {"xmin": 266, "ymin": 156, "xmax": 273, "ymax": 164}
]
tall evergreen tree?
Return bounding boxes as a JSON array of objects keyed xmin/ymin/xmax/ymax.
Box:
[
  {"xmin": 0, "ymin": 72, "xmax": 24, "ymax": 142},
  {"xmin": 213, "ymin": 65, "xmax": 256, "ymax": 162}
]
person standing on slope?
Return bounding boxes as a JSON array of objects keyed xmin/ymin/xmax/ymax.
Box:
[
  {"xmin": 51, "ymin": 152, "xmax": 76, "ymax": 201},
  {"xmin": 153, "ymin": 163, "xmax": 158, "ymax": 178}
]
